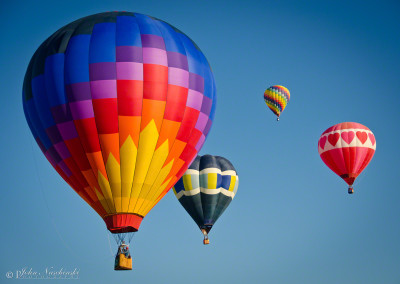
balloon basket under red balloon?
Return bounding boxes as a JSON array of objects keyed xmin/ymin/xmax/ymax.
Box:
[{"xmin": 348, "ymin": 187, "xmax": 354, "ymax": 194}]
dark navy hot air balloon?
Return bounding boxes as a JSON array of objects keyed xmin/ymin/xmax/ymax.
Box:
[{"xmin": 173, "ymin": 155, "xmax": 239, "ymax": 244}]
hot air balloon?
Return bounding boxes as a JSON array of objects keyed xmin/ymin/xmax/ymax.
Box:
[
  {"xmin": 318, "ymin": 122, "xmax": 376, "ymax": 194},
  {"xmin": 173, "ymin": 155, "xmax": 239, "ymax": 244},
  {"xmin": 23, "ymin": 12, "xmax": 216, "ymax": 268},
  {"xmin": 263, "ymin": 85, "xmax": 290, "ymax": 121}
]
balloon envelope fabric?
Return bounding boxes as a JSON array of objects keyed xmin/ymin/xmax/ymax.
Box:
[
  {"xmin": 23, "ymin": 12, "xmax": 216, "ymax": 233},
  {"xmin": 173, "ymin": 155, "xmax": 239, "ymax": 233},
  {"xmin": 263, "ymin": 85, "xmax": 290, "ymax": 119},
  {"xmin": 318, "ymin": 122, "xmax": 376, "ymax": 193}
]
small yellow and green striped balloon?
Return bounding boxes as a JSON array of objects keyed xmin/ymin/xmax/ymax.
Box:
[{"xmin": 263, "ymin": 85, "xmax": 290, "ymax": 121}]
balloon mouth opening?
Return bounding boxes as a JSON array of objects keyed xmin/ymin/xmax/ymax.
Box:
[
  {"xmin": 340, "ymin": 174, "xmax": 357, "ymax": 186},
  {"xmin": 109, "ymin": 227, "xmax": 138, "ymax": 234},
  {"xmin": 104, "ymin": 213, "xmax": 143, "ymax": 233},
  {"xmin": 200, "ymin": 225, "xmax": 213, "ymax": 234}
]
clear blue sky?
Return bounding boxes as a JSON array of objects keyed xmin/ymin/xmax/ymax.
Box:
[{"xmin": 1, "ymin": 0, "xmax": 400, "ymax": 283}]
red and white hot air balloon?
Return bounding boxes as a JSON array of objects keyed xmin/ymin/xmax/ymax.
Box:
[{"xmin": 318, "ymin": 122, "xmax": 376, "ymax": 194}]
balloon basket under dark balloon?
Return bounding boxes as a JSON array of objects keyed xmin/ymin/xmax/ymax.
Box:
[{"xmin": 200, "ymin": 225, "xmax": 213, "ymax": 245}]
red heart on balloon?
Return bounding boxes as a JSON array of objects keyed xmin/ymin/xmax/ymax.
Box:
[
  {"xmin": 356, "ymin": 131, "xmax": 367, "ymax": 144},
  {"xmin": 328, "ymin": 133, "xmax": 340, "ymax": 146},
  {"xmin": 368, "ymin": 133, "xmax": 376, "ymax": 145},
  {"xmin": 319, "ymin": 136, "xmax": 327, "ymax": 149},
  {"xmin": 341, "ymin": 131, "xmax": 355, "ymax": 144}
]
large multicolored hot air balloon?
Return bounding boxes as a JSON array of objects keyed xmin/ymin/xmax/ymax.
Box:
[
  {"xmin": 318, "ymin": 122, "xmax": 376, "ymax": 194},
  {"xmin": 173, "ymin": 155, "xmax": 239, "ymax": 244},
  {"xmin": 263, "ymin": 85, "xmax": 290, "ymax": 121},
  {"xmin": 23, "ymin": 11, "xmax": 216, "ymax": 261}
]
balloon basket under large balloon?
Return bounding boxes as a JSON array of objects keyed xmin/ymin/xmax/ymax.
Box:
[
  {"xmin": 112, "ymin": 232, "xmax": 135, "ymax": 271},
  {"xmin": 277, "ymin": 117, "xmax": 280, "ymax": 121},
  {"xmin": 114, "ymin": 253, "xmax": 132, "ymax": 270},
  {"xmin": 348, "ymin": 186, "xmax": 354, "ymax": 194}
]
